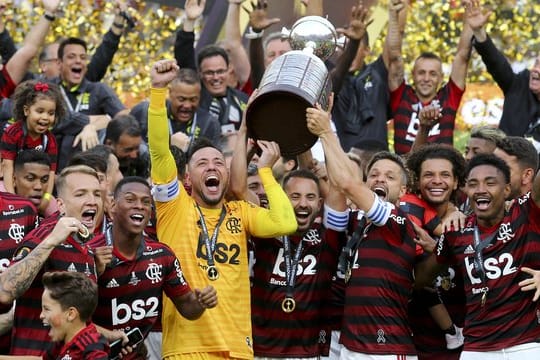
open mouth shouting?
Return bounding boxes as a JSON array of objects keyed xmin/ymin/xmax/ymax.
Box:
[
  {"xmin": 473, "ymin": 196, "xmax": 491, "ymax": 212},
  {"xmin": 129, "ymin": 213, "xmax": 146, "ymax": 227},
  {"xmin": 372, "ymin": 186, "xmax": 388, "ymax": 201},
  {"xmin": 80, "ymin": 209, "xmax": 97, "ymax": 231}
]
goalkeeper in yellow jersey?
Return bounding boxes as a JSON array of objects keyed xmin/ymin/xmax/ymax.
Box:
[{"xmin": 148, "ymin": 59, "xmax": 297, "ymax": 360}]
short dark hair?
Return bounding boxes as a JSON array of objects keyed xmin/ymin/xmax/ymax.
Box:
[
  {"xmin": 282, "ymin": 169, "xmax": 320, "ymax": 195},
  {"xmin": 496, "ymin": 136, "xmax": 538, "ymax": 173},
  {"xmin": 105, "ymin": 114, "xmax": 142, "ymax": 143},
  {"xmin": 58, "ymin": 37, "xmax": 87, "ymax": 59},
  {"xmin": 14, "ymin": 150, "xmax": 51, "ymax": 172},
  {"xmin": 366, "ymin": 151, "xmax": 408, "ymax": 185},
  {"xmin": 406, "ymin": 144, "xmax": 467, "ymax": 192},
  {"xmin": 42, "ymin": 271, "xmax": 97, "ymax": 323},
  {"xmin": 171, "ymin": 68, "xmax": 200, "ymax": 87},
  {"xmin": 197, "ymin": 45, "xmax": 229, "ymax": 68},
  {"xmin": 12, "ymin": 80, "xmax": 67, "ymax": 123},
  {"xmin": 68, "ymin": 151, "xmax": 108, "ymax": 174},
  {"xmin": 187, "ymin": 137, "xmax": 221, "ymax": 163},
  {"xmin": 466, "ymin": 154, "xmax": 511, "ymax": 184},
  {"xmin": 113, "ymin": 176, "xmax": 151, "ymax": 199}
]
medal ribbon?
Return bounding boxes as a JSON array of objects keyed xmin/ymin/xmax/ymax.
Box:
[
  {"xmin": 472, "ymin": 225, "xmax": 497, "ymax": 306},
  {"xmin": 196, "ymin": 205, "xmax": 227, "ymax": 269},
  {"xmin": 282, "ymin": 235, "xmax": 305, "ymax": 299}
]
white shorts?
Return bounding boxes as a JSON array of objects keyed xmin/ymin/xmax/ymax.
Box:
[
  {"xmin": 339, "ymin": 347, "xmax": 417, "ymax": 360},
  {"xmin": 144, "ymin": 331, "xmax": 163, "ymax": 360},
  {"xmin": 320, "ymin": 330, "xmax": 343, "ymax": 360},
  {"xmin": 460, "ymin": 342, "xmax": 540, "ymax": 360}
]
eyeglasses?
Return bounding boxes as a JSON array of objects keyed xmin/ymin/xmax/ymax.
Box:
[{"xmin": 201, "ymin": 69, "xmax": 228, "ymax": 78}]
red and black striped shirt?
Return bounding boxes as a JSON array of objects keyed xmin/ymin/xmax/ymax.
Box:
[
  {"xmin": 436, "ymin": 193, "xmax": 540, "ymax": 351},
  {"xmin": 390, "ymin": 79, "xmax": 464, "ymax": 155},
  {"xmin": 44, "ymin": 323, "xmax": 109, "ymax": 360},
  {"xmin": 251, "ymin": 224, "xmax": 344, "ymax": 357},
  {"xmin": 341, "ymin": 207, "xmax": 419, "ymax": 356},
  {"xmin": 10, "ymin": 215, "xmax": 99, "ymax": 356},
  {"xmin": 90, "ymin": 234, "xmax": 190, "ymax": 347}
]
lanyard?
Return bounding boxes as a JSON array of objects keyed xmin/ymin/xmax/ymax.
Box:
[
  {"xmin": 195, "ymin": 205, "xmax": 227, "ymax": 277},
  {"xmin": 282, "ymin": 235, "xmax": 305, "ymax": 298},
  {"xmin": 338, "ymin": 212, "xmax": 369, "ymax": 283},
  {"xmin": 473, "ymin": 226, "xmax": 497, "ymax": 306},
  {"xmin": 60, "ymin": 85, "xmax": 83, "ymax": 113}
]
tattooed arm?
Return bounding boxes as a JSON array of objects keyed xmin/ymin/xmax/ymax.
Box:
[{"xmin": 0, "ymin": 217, "xmax": 84, "ymax": 305}]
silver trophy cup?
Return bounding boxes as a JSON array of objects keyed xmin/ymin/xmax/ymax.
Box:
[{"xmin": 246, "ymin": 16, "xmax": 337, "ymax": 156}]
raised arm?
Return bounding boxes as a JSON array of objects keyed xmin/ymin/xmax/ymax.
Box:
[
  {"xmin": 387, "ymin": 0, "xmax": 406, "ymax": 92},
  {"xmin": 86, "ymin": 0, "xmax": 128, "ymax": 82},
  {"xmin": 248, "ymin": 140, "xmax": 297, "ymax": 237},
  {"xmin": 331, "ymin": 1, "xmax": 372, "ymax": 94},
  {"xmin": 306, "ymin": 97, "xmax": 375, "ymax": 213},
  {"xmin": 246, "ymin": 1, "xmax": 281, "ymax": 87},
  {"xmin": 465, "ymin": 0, "xmax": 515, "ymax": 92},
  {"xmin": 148, "ymin": 60, "xmax": 180, "ymax": 185},
  {"xmin": 5, "ymin": 0, "xmax": 60, "ymax": 85},
  {"xmin": 224, "ymin": 1, "xmax": 251, "ymax": 87},
  {"xmin": 174, "ymin": 0, "xmax": 205, "ymax": 70},
  {"xmin": 449, "ymin": 4, "xmax": 473, "ymax": 90},
  {"xmin": 0, "ymin": 217, "xmax": 84, "ymax": 305}
]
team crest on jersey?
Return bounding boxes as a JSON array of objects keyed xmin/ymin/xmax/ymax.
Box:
[
  {"xmin": 226, "ymin": 216, "xmax": 242, "ymax": 234},
  {"xmin": 146, "ymin": 263, "xmax": 162, "ymax": 284},
  {"xmin": 8, "ymin": 223, "xmax": 25, "ymax": 243},
  {"xmin": 497, "ymin": 222, "xmax": 514, "ymax": 243},
  {"xmin": 303, "ymin": 229, "xmax": 321, "ymax": 244}
]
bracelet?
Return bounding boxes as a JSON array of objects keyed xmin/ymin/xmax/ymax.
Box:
[
  {"xmin": 113, "ymin": 21, "xmax": 125, "ymax": 29},
  {"xmin": 42, "ymin": 192, "xmax": 52, "ymax": 201},
  {"xmin": 245, "ymin": 27, "xmax": 264, "ymax": 39},
  {"xmin": 44, "ymin": 13, "xmax": 56, "ymax": 22}
]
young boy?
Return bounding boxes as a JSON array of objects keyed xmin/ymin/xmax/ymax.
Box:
[{"xmin": 40, "ymin": 271, "xmax": 109, "ymax": 359}]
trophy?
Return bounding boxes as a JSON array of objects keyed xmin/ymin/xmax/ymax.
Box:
[{"xmin": 246, "ymin": 16, "xmax": 338, "ymax": 156}]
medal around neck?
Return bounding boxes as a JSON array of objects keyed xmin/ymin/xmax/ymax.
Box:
[
  {"xmin": 281, "ymin": 297, "xmax": 296, "ymax": 313},
  {"xmin": 207, "ymin": 265, "xmax": 219, "ymax": 281}
]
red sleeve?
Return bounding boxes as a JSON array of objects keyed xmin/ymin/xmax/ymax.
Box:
[
  {"xmin": 390, "ymin": 81, "xmax": 406, "ymax": 113},
  {"xmin": 163, "ymin": 249, "xmax": 192, "ymax": 300},
  {"xmin": 0, "ymin": 123, "xmax": 22, "ymax": 160},
  {"xmin": 446, "ymin": 78, "xmax": 465, "ymax": 109},
  {"xmin": 0, "ymin": 67, "xmax": 16, "ymax": 99},
  {"xmin": 45, "ymin": 131, "xmax": 58, "ymax": 172}
]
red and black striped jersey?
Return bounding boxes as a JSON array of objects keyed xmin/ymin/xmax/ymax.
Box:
[
  {"xmin": 251, "ymin": 225, "xmax": 344, "ymax": 357},
  {"xmin": 44, "ymin": 323, "xmax": 109, "ymax": 360},
  {"xmin": 9, "ymin": 216, "xmax": 99, "ymax": 356},
  {"xmin": 90, "ymin": 234, "xmax": 190, "ymax": 343},
  {"xmin": 341, "ymin": 207, "xmax": 419, "ymax": 356},
  {"xmin": 436, "ymin": 193, "xmax": 540, "ymax": 351},
  {"xmin": 390, "ymin": 79, "xmax": 464, "ymax": 155},
  {"xmin": 0, "ymin": 192, "xmax": 38, "ymax": 353}
]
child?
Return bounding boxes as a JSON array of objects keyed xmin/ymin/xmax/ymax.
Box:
[
  {"xmin": 40, "ymin": 271, "xmax": 109, "ymax": 359},
  {"xmin": 0, "ymin": 80, "xmax": 65, "ymax": 212}
]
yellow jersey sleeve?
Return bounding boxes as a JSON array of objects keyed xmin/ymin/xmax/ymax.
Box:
[
  {"xmin": 149, "ymin": 87, "xmax": 176, "ymax": 185},
  {"xmin": 247, "ymin": 167, "xmax": 297, "ymax": 237}
]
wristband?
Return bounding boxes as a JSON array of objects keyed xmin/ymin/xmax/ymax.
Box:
[
  {"xmin": 44, "ymin": 13, "xmax": 56, "ymax": 22},
  {"xmin": 42, "ymin": 192, "xmax": 52, "ymax": 201},
  {"xmin": 245, "ymin": 27, "xmax": 264, "ymax": 39}
]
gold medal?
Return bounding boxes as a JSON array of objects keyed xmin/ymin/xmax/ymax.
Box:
[
  {"xmin": 344, "ymin": 268, "xmax": 352, "ymax": 283},
  {"xmin": 207, "ymin": 266, "xmax": 219, "ymax": 281},
  {"xmin": 440, "ymin": 277, "xmax": 451, "ymax": 291},
  {"xmin": 281, "ymin": 297, "xmax": 296, "ymax": 313}
]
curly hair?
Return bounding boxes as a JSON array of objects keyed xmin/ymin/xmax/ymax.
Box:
[
  {"xmin": 12, "ymin": 80, "xmax": 67, "ymax": 125},
  {"xmin": 406, "ymin": 144, "xmax": 466, "ymax": 194}
]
